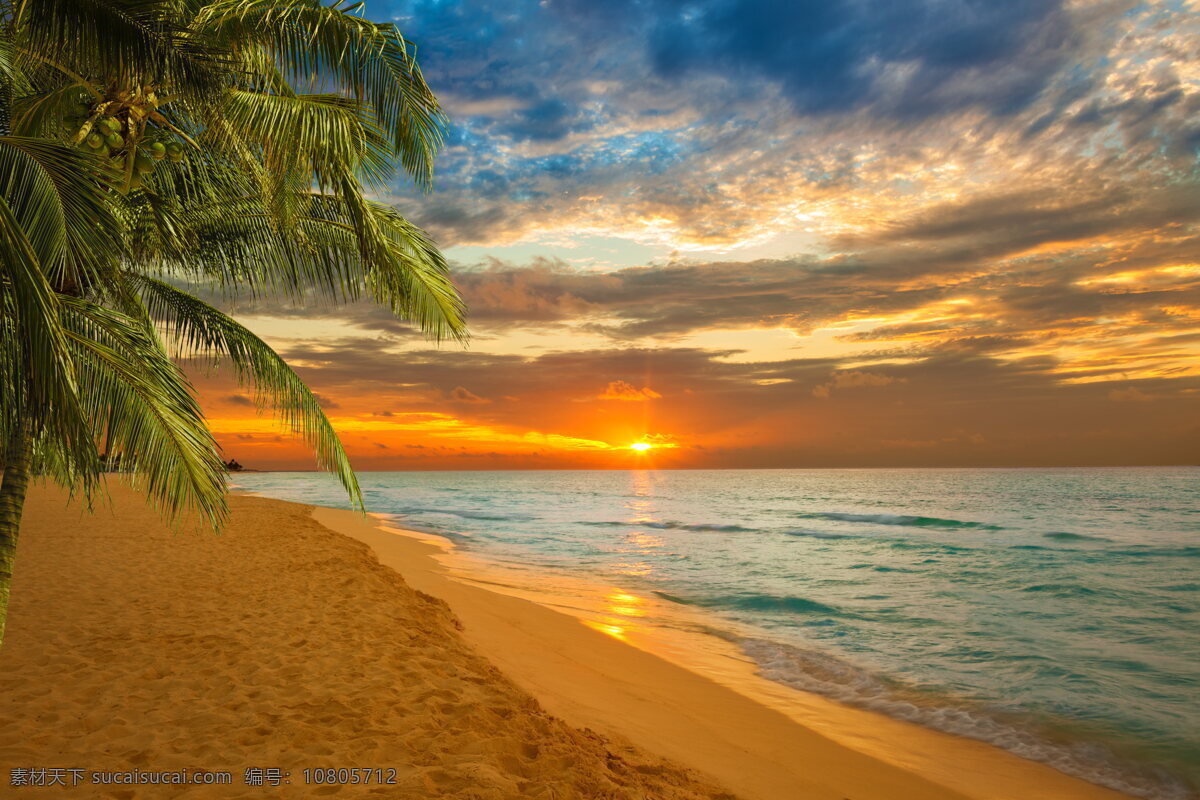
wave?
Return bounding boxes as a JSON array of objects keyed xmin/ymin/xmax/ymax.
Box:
[
  {"xmin": 797, "ymin": 511, "xmax": 1004, "ymax": 530},
  {"xmin": 647, "ymin": 521, "xmax": 756, "ymax": 532},
  {"xmin": 1109, "ymin": 546, "xmax": 1200, "ymax": 559},
  {"xmin": 653, "ymin": 590, "xmax": 843, "ymax": 616},
  {"xmin": 1044, "ymin": 531, "xmax": 1112, "ymax": 542},
  {"xmin": 590, "ymin": 521, "xmax": 857, "ymax": 539},
  {"xmin": 395, "ymin": 506, "xmax": 535, "ymax": 522},
  {"xmin": 583, "ymin": 520, "xmax": 757, "ymax": 533},
  {"xmin": 782, "ymin": 529, "xmax": 853, "ymax": 540},
  {"xmin": 735, "ymin": 636, "xmax": 1193, "ymax": 800},
  {"xmin": 887, "ymin": 540, "xmax": 973, "ymax": 553},
  {"xmin": 1022, "ymin": 583, "xmax": 1099, "ymax": 597}
]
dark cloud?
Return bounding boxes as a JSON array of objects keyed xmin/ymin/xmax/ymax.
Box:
[
  {"xmin": 860, "ymin": 184, "xmax": 1200, "ymax": 254},
  {"xmin": 409, "ymin": 0, "xmax": 1079, "ymax": 120},
  {"xmin": 497, "ymin": 98, "xmax": 593, "ymax": 141},
  {"xmin": 313, "ymin": 393, "xmax": 340, "ymax": 409},
  {"xmin": 449, "ymin": 386, "xmax": 491, "ymax": 404},
  {"xmin": 643, "ymin": 0, "xmax": 1073, "ymax": 117}
]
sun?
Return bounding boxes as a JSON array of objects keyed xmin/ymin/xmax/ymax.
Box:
[{"xmin": 629, "ymin": 442, "xmax": 653, "ymax": 452}]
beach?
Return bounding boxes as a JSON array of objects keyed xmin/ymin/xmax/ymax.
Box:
[{"xmin": 0, "ymin": 484, "xmax": 1144, "ymax": 799}]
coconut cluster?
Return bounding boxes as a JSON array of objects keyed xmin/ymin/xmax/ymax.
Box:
[{"xmin": 74, "ymin": 107, "xmax": 185, "ymax": 189}]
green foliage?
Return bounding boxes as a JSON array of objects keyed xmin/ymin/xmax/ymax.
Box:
[{"xmin": 0, "ymin": 0, "xmax": 467, "ymax": 528}]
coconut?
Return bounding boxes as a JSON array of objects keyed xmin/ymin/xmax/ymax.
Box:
[
  {"xmin": 149, "ymin": 141, "xmax": 167, "ymax": 159},
  {"xmin": 86, "ymin": 133, "xmax": 104, "ymax": 149},
  {"xmin": 104, "ymin": 132, "xmax": 124, "ymax": 149},
  {"xmin": 134, "ymin": 154, "xmax": 155, "ymax": 174},
  {"xmin": 99, "ymin": 117, "xmax": 120, "ymax": 133}
]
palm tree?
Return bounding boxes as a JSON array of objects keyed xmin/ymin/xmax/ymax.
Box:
[{"xmin": 0, "ymin": 0, "xmax": 466, "ymax": 646}]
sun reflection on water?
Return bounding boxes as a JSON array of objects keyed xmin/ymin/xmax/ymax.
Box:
[
  {"xmin": 606, "ymin": 590, "xmax": 647, "ymax": 618},
  {"xmin": 611, "ymin": 470, "xmax": 664, "ymax": 577}
]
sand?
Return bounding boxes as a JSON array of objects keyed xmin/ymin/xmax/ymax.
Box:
[
  {"xmin": 0, "ymin": 485, "xmax": 1139, "ymax": 799},
  {"xmin": 0, "ymin": 486, "xmax": 732, "ymax": 799}
]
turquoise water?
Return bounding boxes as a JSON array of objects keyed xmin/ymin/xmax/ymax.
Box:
[{"xmin": 235, "ymin": 467, "xmax": 1200, "ymax": 799}]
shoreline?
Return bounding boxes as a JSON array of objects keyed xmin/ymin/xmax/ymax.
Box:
[{"xmin": 310, "ymin": 502, "xmax": 1139, "ymax": 800}]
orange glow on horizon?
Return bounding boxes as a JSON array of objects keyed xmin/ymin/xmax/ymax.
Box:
[{"xmin": 630, "ymin": 442, "xmax": 653, "ymax": 451}]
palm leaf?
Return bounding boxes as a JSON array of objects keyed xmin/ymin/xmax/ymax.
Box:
[
  {"xmin": 17, "ymin": 0, "xmax": 229, "ymax": 98},
  {"xmin": 131, "ymin": 274, "xmax": 363, "ymax": 508},
  {"xmin": 0, "ymin": 136, "xmax": 125, "ymax": 291},
  {"xmin": 0, "ymin": 138, "xmax": 103, "ymax": 477},
  {"xmin": 60, "ymin": 294, "xmax": 228, "ymax": 527},
  {"xmin": 194, "ymin": 0, "xmax": 446, "ymax": 188}
]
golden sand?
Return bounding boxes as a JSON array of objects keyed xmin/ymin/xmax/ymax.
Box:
[
  {"xmin": 0, "ymin": 487, "xmax": 731, "ymax": 799},
  {"xmin": 0, "ymin": 485, "xmax": 1138, "ymax": 799}
]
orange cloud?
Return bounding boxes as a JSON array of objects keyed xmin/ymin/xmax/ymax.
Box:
[
  {"xmin": 639, "ymin": 433, "xmax": 681, "ymax": 449},
  {"xmin": 206, "ymin": 412, "xmax": 620, "ymax": 454},
  {"xmin": 599, "ymin": 380, "xmax": 663, "ymax": 401}
]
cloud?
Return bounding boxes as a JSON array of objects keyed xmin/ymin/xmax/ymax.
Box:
[
  {"xmin": 313, "ymin": 393, "xmax": 340, "ymax": 409},
  {"xmin": 598, "ymin": 380, "xmax": 662, "ymax": 401},
  {"xmin": 223, "ymin": 394, "xmax": 254, "ymax": 407},
  {"xmin": 1109, "ymin": 387, "xmax": 1153, "ymax": 403},
  {"xmin": 449, "ymin": 386, "xmax": 491, "ymax": 404},
  {"xmin": 375, "ymin": 0, "xmax": 1196, "ymax": 257},
  {"xmin": 455, "ymin": 257, "xmax": 603, "ymax": 324},
  {"xmin": 643, "ymin": 0, "xmax": 1074, "ymax": 117},
  {"xmin": 811, "ymin": 371, "xmax": 904, "ymax": 399}
]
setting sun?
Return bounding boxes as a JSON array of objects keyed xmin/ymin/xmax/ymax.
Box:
[{"xmin": 630, "ymin": 442, "xmax": 653, "ymax": 452}]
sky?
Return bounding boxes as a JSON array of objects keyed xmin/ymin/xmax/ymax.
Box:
[{"xmin": 198, "ymin": 0, "xmax": 1200, "ymax": 470}]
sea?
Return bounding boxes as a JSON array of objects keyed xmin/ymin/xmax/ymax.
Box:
[{"xmin": 233, "ymin": 467, "xmax": 1200, "ymax": 799}]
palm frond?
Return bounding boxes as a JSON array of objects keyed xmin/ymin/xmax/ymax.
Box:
[
  {"xmin": 0, "ymin": 0, "xmax": 463, "ymax": 524},
  {"xmin": 17, "ymin": 0, "xmax": 230, "ymax": 98},
  {"xmin": 131, "ymin": 274, "xmax": 363, "ymax": 508},
  {"xmin": 0, "ymin": 140, "xmax": 99, "ymax": 474},
  {"xmin": 149, "ymin": 191, "xmax": 467, "ymax": 342},
  {"xmin": 60, "ymin": 294, "xmax": 228, "ymax": 527},
  {"xmin": 195, "ymin": 0, "xmax": 446, "ymax": 188},
  {"xmin": 0, "ymin": 136, "xmax": 125, "ymax": 291},
  {"xmin": 220, "ymin": 89, "xmax": 394, "ymax": 189}
]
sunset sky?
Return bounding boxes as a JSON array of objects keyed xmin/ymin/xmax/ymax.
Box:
[{"xmin": 199, "ymin": 0, "xmax": 1200, "ymax": 470}]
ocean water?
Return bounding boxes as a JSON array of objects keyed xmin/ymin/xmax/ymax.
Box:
[{"xmin": 235, "ymin": 467, "xmax": 1200, "ymax": 799}]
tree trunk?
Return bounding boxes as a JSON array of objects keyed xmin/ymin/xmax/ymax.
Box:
[{"xmin": 0, "ymin": 422, "xmax": 32, "ymax": 650}]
